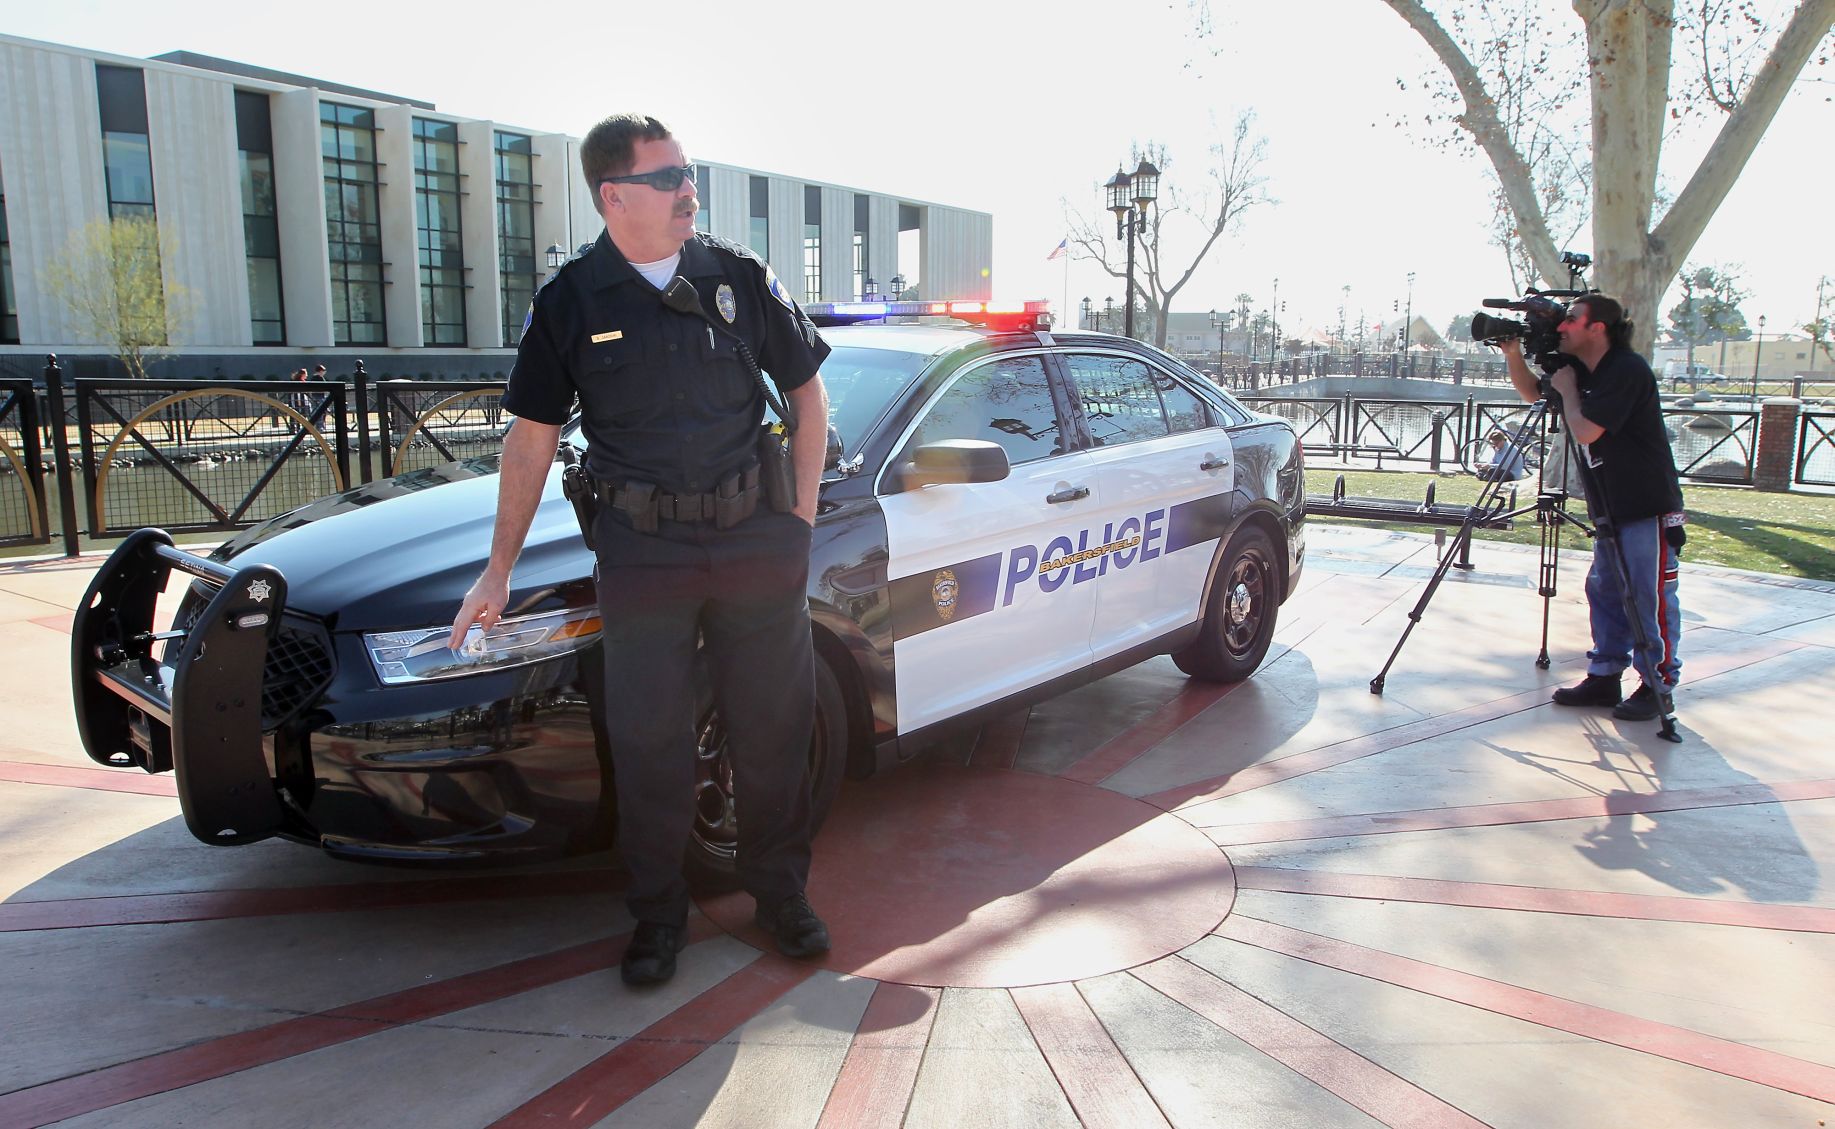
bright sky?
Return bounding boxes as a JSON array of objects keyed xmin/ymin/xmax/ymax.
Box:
[{"xmin": 10, "ymin": 0, "xmax": 1833, "ymax": 339}]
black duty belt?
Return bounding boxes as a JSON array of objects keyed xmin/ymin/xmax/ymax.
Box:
[{"xmin": 596, "ymin": 463, "xmax": 761, "ymax": 532}]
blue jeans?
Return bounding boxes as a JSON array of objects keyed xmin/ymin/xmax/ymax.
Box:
[{"xmin": 1585, "ymin": 515, "xmax": 1682, "ymax": 689}]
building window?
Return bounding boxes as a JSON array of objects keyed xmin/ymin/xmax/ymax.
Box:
[
  {"xmin": 803, "ymin": 185, "xmax": 822, "ymax": 304},
  {"xmin": 1, "ymin": 171, "xmax": 16, "ymax": 344},
  {"xmin": 413, "ymin": 118, "xmax": 465, "ymax": 346},
  {"xmin": 235, "ymin": 91, "xmax": 284, "ymax": 345},
  {"xmin": 494, "ymin": 131, "xmax": 536, "ymax": 347},
  {"xmin": 96, "ymin": 65, "xmax": 155, "ymax": 221},
  {"xmin": 853, "ymin": 193, "xmax": 868, "ymax": 301},
  {"xmin": 321, "ymin": 102, "xmax": 385, "ymax": 345},
  {"xmin": 897, "ymin": 203, "xmax": 922, "ymax": 299},
  {"xmin": 748, "ymin": 175, "xmax": 769, "ymax": 259}
]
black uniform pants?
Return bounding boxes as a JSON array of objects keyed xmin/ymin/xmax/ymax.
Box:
[{"xmin": 592, "ymin": 505, "xmax": 816, "ymax": 927}]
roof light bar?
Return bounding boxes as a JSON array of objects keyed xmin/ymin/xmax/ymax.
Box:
[{"xmin": 802, "ymin": 299, "xmax": 1053, "ymax": 330}]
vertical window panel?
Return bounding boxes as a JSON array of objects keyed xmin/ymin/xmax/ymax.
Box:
[
  {"xmin": 236, "ymin": 91, "xmax": 285, "ymax": 344},
  {"xmin": 494, "ymin": 131, "xmax": 537, "ymax": 346},
  {"xmin": 321, "ymin": 102, "xmax": 385, "ymax": 345},
  {"xmin": 413, "ymin": 118, "xmax": 465, "ymax": 346}
]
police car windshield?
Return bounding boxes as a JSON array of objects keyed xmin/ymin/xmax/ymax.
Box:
[{"xmin": 762, "ymin": 344, "xmax": 930, "ymax": 447}]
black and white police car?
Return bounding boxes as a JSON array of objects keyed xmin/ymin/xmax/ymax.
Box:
[{"xmin": 73, "ymin": 299, "xmax": 1304, "ymax": 878}]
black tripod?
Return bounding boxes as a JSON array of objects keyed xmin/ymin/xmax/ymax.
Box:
[{"xmin": 1369, "ymin": 391, "xmax": 1682, "ymax": 743}]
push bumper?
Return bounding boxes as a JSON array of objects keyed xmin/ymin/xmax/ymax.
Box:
[{"xmin": 71, "ymin": 528, "xmax": 287, "ymax": 845}]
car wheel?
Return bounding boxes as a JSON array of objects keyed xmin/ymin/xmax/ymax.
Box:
[
  {"xmin": 1173, "ymin": 525, "xmax": 1279, "ymax": 683},
  {"xmin": 685, "ymin": 653, "xmax": 848, "ymax": 889}
]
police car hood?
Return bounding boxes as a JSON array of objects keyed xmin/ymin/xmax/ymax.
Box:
[{"xmin": 209, "ymin": 458, "xmax": 588, "ymax": 632}]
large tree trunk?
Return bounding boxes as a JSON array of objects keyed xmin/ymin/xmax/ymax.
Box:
[{"xmin": 1578, "ymin": 0, "xmax": 1672, "ymax": 353}]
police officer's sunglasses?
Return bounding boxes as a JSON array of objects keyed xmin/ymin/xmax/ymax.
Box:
[{"xmin": 597, "ymin": 164, "xmax": 697, "ymax": 192}]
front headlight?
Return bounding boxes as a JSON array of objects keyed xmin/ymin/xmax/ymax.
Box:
[{"xmin": 364, "ymin": 606, "xmax": 602, "ymax": 685}]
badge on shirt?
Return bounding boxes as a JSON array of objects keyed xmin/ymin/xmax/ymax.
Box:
[
  {"xmin": 764, "ymin": 265, "xmax": 795, "ymax": 311},
  {"xmin": 591, "ymin": 330, "xmax": 623, "ymax": 343},
  {"xmin": 716, "ymin": 284, "xmax": 737, "ymax": 323}
]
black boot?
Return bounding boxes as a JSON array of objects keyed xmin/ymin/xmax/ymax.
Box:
[
  {"xmin": 621, "ymin": 921, "xmax": 687, "ymax": 986},
  {"xmin": 1551, "ymin": 674, "xmax": 1622, "ymax": 707},
  {"xmin": 1612, "ymin": 683, "xmax": 1664, "ymax": 720},
  {"xmin": 754, "ymin": 893, "xmax": 830, "ymax": 959}
]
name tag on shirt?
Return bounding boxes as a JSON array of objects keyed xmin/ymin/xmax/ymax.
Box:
[{"xmin": 591, "ymin": 331, "xmax": 623, "ymax": 343}]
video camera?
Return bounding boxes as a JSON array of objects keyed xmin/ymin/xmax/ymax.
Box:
[{"xmin": 1469, "ymin": 253, "xmax": 1596, "ymax": 380}]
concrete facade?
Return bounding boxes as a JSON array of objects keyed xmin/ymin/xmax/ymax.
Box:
[{"xmin": 0, "ymin": 33, "xmax": 993, "ymax": 364}]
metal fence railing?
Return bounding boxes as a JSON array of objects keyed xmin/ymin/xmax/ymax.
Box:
[
  {"xmin": 2, "ymin": 354, "xmax": 1816, "ymax": 557},
  {"xmin": 1798, "ymin": 410, "xmax": 1835, "ymax": 487},
  {"xmin": 1240, "ymin": 391, "xmax": 1761, "ymax": 484},
  {"xmin": 0, "ymin": 379, "xmax": 50, "ymax": 548}
]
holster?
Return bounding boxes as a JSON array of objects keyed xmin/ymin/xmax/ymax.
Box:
[
  {"xmin": 758, "ymin": 423, "xmax": 795, "ymax": 514},
  {"xmin": 560, "ymin": 462, "xmax": 601, "ymax": 550}
]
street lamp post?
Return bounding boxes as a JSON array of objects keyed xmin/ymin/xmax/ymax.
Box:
[
  {"xmin": 1209, "ymin": 308, "xmax": 1227, "ymax": 371},
  {"xmin": 1752, "ymin": 314, "xmax": 1767, "ymax": 403},
  {"xmin": 1081, "ymin": 296, "xmax": 1094, "ymax": 330},
  {"xmin": 1403, "ymin": 271, "xmax": 1415, "ymax": 357},
  {"xmin": 890, "ymin": 274, "xmax": 906, "ymax": 300},
  {"xmin": 1269, "ymin": 277, "xmax": 1280, "ymax": 366},
  {"xmin": 1104, "ymin": 158, "xmax": 1159, "ymax": 340}
]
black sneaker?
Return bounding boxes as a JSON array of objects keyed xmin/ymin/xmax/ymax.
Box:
[
  {"xmin": 1612, "ymin": 683, "xmax": 1664, "ymax": 721},
  {"xmin": 1551, "ymin": 674, "xmax": 1622, "ymax": 707},
  {"xmin": 621, "ymin": 921, "xmax": 687, "ymax": 986},
  {"xmin": 754, "ymin": 893, "xmax": 830, "ymax": 959}
]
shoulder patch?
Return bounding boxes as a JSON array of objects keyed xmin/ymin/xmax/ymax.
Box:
[{"xmin": 765, "ymin": 265, "xmax": 796, "ymax": 311}]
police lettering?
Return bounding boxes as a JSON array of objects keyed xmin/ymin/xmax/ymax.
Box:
[{"xmin": 1001, "ymin": 508, "xmax": 1166, "ymax": 607}]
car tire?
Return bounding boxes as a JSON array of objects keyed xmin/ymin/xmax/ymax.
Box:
[
  {"xmin": 684, "ymin": 652, "xmax": 848, "ymax": 890},
  {"xmin": 1172, "ymin": 525, "xmax": 1279, "ymax": 683}
]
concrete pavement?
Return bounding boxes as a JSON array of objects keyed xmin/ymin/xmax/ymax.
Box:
[{"xmin": 3, "ymin": 524, "xmax": 1834, "ymax": 1127}]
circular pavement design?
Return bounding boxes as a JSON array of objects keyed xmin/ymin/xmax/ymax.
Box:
[{"xmin": 699, "ymin": 761, "xmax": 1236, "ymax": 987}]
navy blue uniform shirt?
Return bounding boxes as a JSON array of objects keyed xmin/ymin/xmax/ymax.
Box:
[{"xmin": 503, "ymin": 230, "xmax": 829, "ymax": 495}]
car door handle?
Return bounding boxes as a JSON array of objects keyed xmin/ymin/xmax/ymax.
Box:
[
  {"xmin": 1045, "ymin": 485, "xmax": 1090, "ymax": 505},
  {"xmin": 1200, "ymin": 456, "xmax": 1230, "ymax": 471}
]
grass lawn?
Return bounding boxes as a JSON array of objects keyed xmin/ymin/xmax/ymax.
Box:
[{"xmin": 1308, "ymin": 466, "xmax": 1835, "ymax": 583}]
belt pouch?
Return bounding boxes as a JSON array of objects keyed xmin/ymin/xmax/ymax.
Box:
[
  {"xmin": 561, "ymin": 464, "xmax": 600, "ymax": 551},
  {"xmin": 620, "ymin": 482, "xmax": 659, "ymax": 534},
  {"xmin": 757, "ymin": 423, "xmax": 795, "ymax": 513}
]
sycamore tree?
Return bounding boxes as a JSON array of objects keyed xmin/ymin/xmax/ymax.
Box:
[
  {"xmin": 1064, "ymin": 112, "xmax": 1272, "ymax": 350},
  {"xmin": 1376, "ymin": 0, "xmax": 1835, "ymax": 355},
  {"xmin": 43, "ymin": 215, "xmax": 191, "ymax": 379}
]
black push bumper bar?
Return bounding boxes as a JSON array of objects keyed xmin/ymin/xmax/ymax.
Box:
[{"xmin": 71, "ymin": 529, "xmax": 287, "ymax": 845}]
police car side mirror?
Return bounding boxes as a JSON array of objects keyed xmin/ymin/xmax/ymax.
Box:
[
  {"xmin": 898, "ymin": 439, "xmax": 1011, "ymax": 491},
  {"xmin": 825, "ymin": 425, "xmax": 844, "ymax": 471}
]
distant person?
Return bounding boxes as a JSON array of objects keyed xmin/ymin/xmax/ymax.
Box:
[{"xmin": 1476, "ymin": 429, "xmax": 1528, "ymax": 481}]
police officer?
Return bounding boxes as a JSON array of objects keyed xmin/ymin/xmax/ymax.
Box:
[{"xmin": 450, "ymin": 114, "xmax": 832, "ymax": 986}]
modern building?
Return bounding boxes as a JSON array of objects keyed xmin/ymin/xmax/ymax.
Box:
[{"xmin": 0, "ymin": 35, "xmax": 993, "ymax": 377}]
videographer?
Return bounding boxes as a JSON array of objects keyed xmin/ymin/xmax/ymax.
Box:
[{"xmin": 1499, "ymin": 295, "xmax": 1685, "ymax": 721}]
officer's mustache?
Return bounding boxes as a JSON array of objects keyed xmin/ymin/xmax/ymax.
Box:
[{"xmin": 675, "ymin": 201, "xmax": 698, "ymax": 218}]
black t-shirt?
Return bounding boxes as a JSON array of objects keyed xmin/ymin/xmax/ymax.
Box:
[
  {"xmin": 502, "ymin": 231, "xmax": 830, "ymax": 495},
  {"xmin": 1575, "ymin": 347, "xmax": 1683, "ymax": 523}
]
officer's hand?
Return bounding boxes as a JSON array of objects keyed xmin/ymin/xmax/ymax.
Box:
[{"xmin": 449, "ymin": 571, "xmax": 510, "ymax": 650}]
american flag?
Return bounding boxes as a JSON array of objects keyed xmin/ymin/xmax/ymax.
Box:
[{"xmin": 1046, "ymin": 237, "xmax": 1067, "ymax": 261}]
